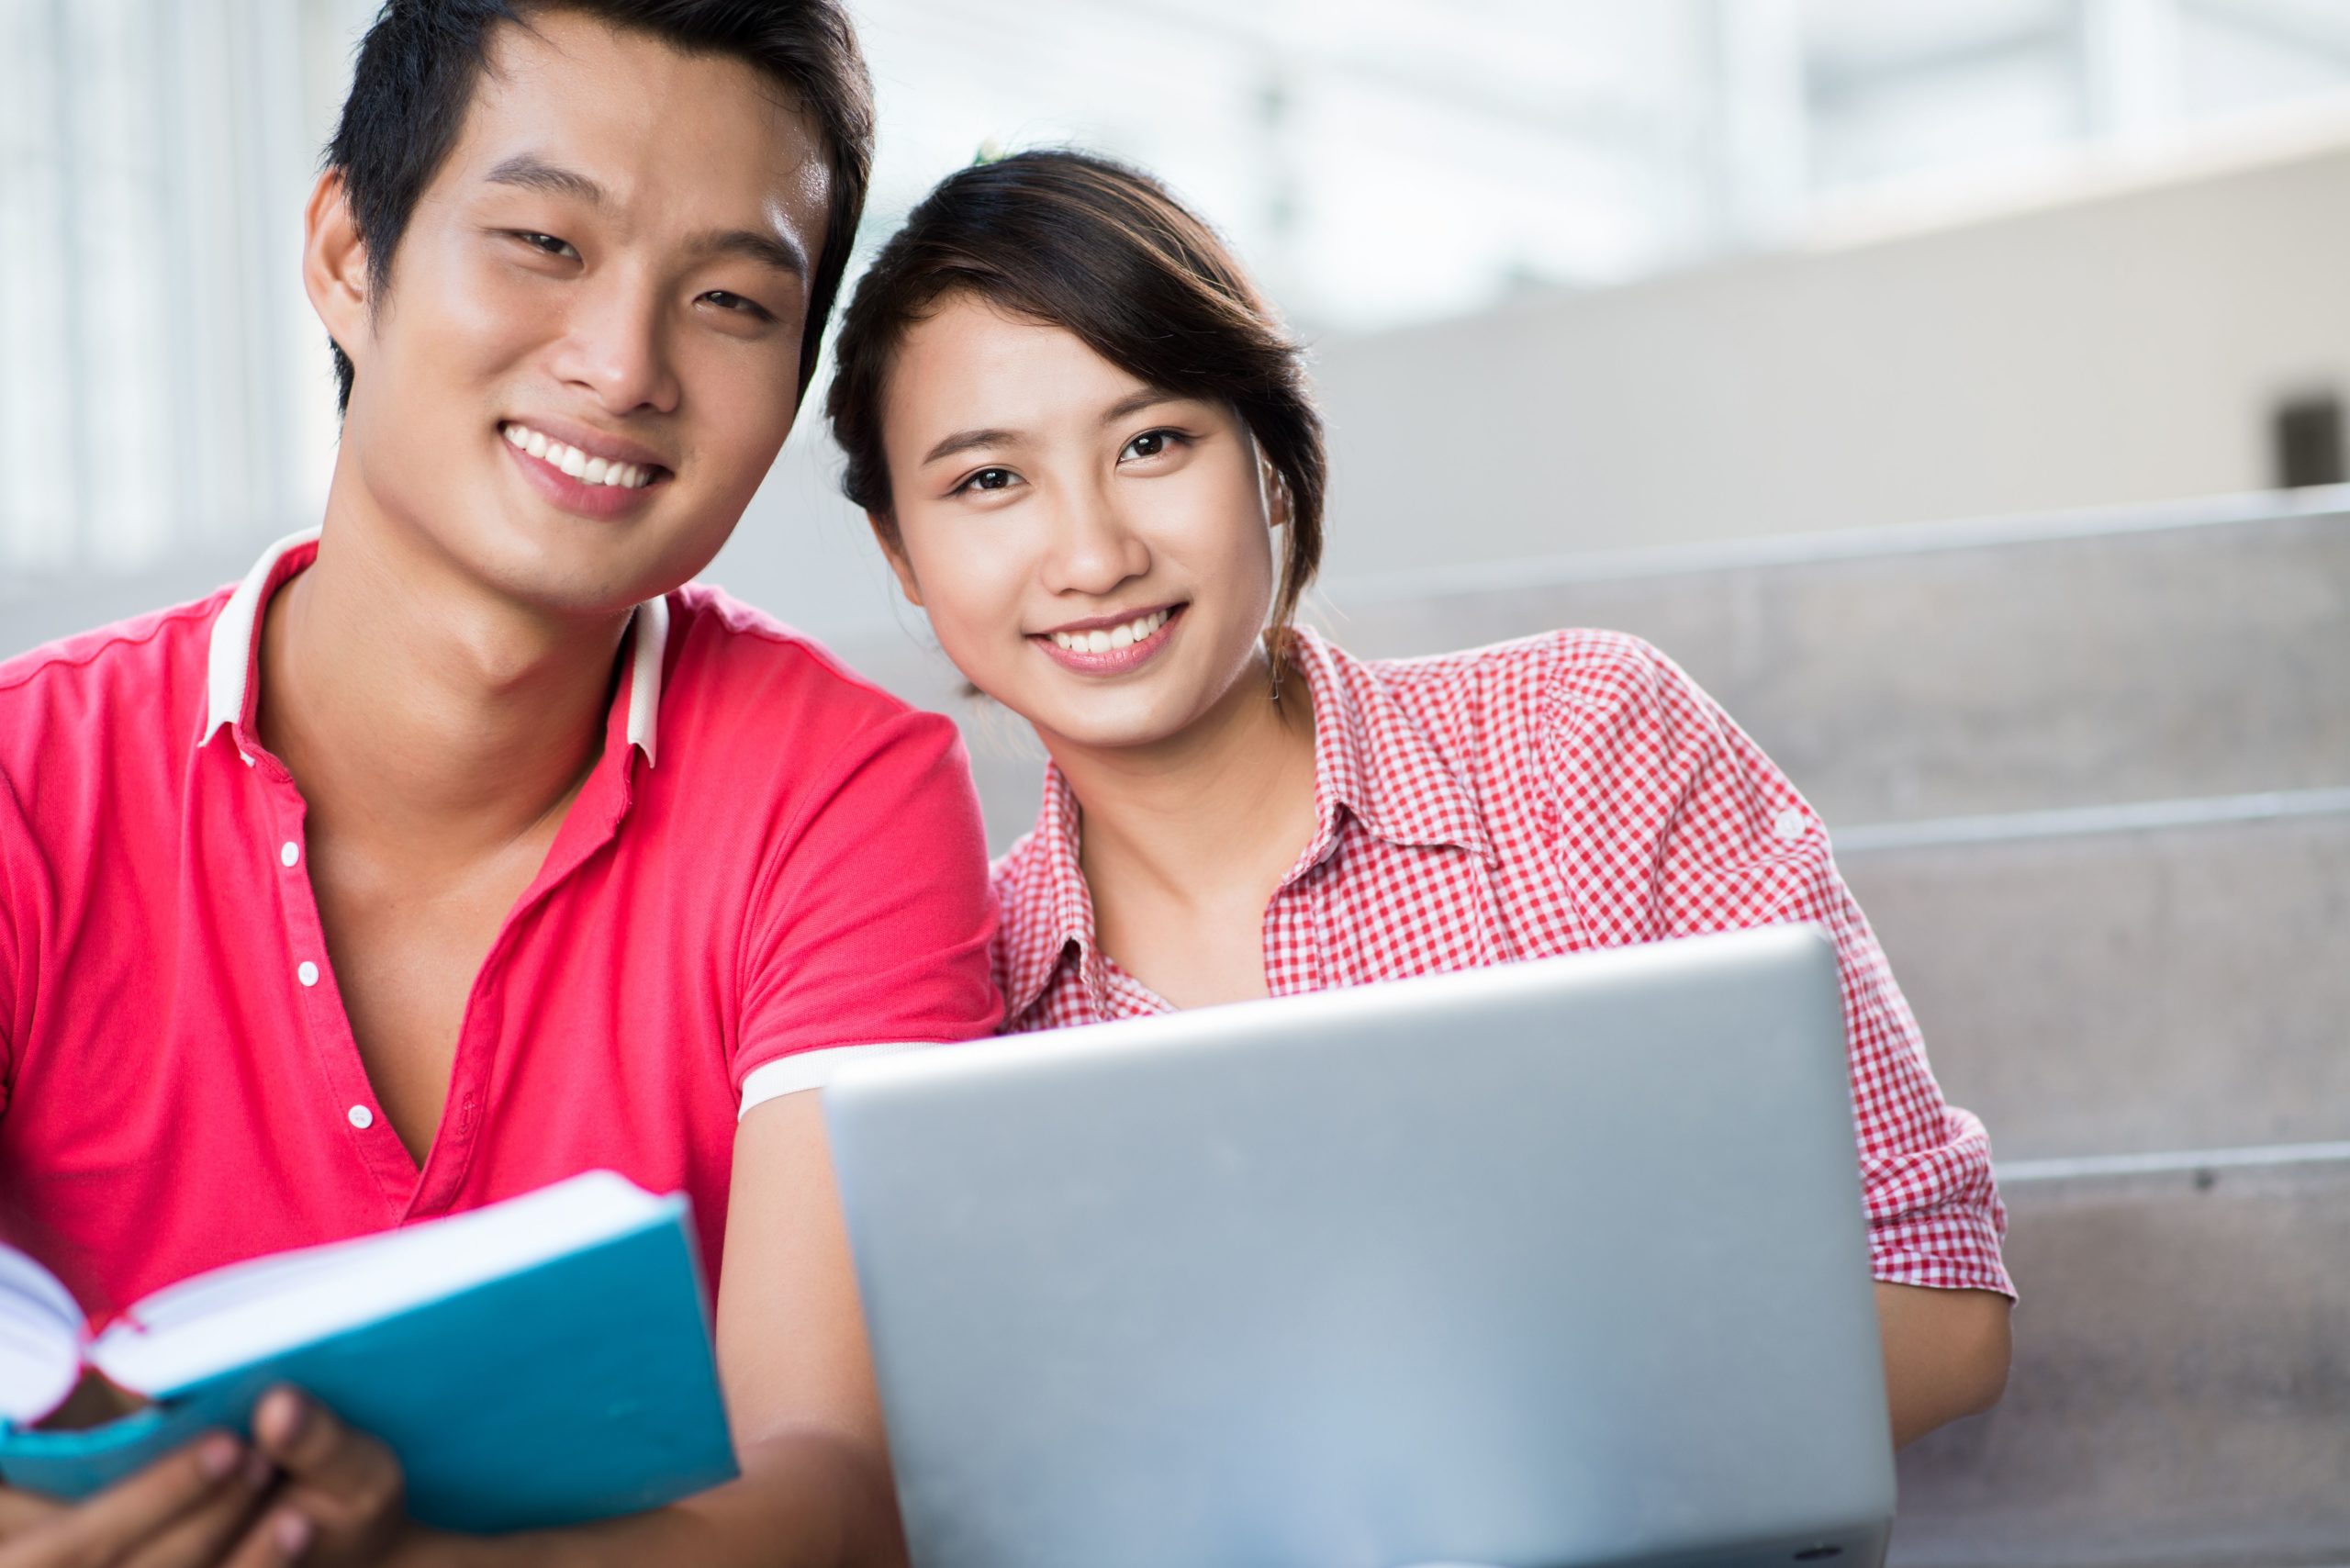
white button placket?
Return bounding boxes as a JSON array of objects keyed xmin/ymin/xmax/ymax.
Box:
[{"xmin": 266, "ymin": 789, "xmax": 371, "ymax": 1145}]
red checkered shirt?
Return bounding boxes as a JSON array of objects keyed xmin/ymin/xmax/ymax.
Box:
[{"xmin": 991, "ymin": 625, "xmax": 2011, "ymax": 1296}]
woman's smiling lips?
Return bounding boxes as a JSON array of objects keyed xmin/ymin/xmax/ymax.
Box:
[{"xmin": 1032, "ymin": 603, "xmax": 1186, "ymax": 676}]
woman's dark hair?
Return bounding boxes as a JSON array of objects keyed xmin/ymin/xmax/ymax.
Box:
[
  {"xmin": 826, "ymin": 149, "xmax": 1326, "ymax": 656},
  {"xmin": 325, "ymin": 0, "xmax": 874, "ymax": 411}
]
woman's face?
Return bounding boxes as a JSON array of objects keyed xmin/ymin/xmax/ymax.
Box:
[{"xmin": 876, "ymin": 295, "xmax": 1284, "ymax": 754}]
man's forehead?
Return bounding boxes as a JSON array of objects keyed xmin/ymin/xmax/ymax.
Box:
[{"xmin": 457, "ymin": 11, "xmax": 827, "ymax": 199}]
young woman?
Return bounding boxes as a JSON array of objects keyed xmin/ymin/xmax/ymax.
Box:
[{"xmin": 824, "ymin": 150, "xmax": 2012, "ymax": 1448}]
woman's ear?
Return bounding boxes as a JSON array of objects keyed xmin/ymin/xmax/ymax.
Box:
[
  {"xmin": 867, "ymin": 514, "xmax": 925, "ymax": 608},
  {"xmin": 302, "ymin": 169, "xmax": 370, "ymax": 365},
  {"xmin": 1260, "ymin": 454, "xmax": 1292, "ymax": 531}
]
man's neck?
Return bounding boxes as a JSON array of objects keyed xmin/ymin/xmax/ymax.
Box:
[
  {"xmin": 1052, "ymin": 649, "xmax": 1320, "ymax": 912},
  {"xmin": 255, "ymin": 505, "xmax": 633, "ymax": 871}
]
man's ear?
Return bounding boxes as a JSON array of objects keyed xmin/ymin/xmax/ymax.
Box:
[
  {"xmin": 868, "ymin": 514, "xmax": 924, "ymax": 608},
  {"xmin": 303, "ymin": 169, "xmax": 371, "ymax": 369}
]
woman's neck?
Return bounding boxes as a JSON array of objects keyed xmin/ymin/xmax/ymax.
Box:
[{"xmin": 1047, "ymin": 648, "xmax": 1320, "ymax": 914}]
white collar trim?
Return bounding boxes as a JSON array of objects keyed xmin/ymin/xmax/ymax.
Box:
[
  {"xmin": 622, "ymin": 592, "xmax": 667, "ymax": 766},
  {"xmin": 200, "ymin": 526, "xmax": 669, "ymax": 765}
]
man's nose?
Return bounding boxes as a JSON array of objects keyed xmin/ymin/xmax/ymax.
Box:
[{"xmin": 552, "ymin": 274, "xmax": 682, "ymax": 417}]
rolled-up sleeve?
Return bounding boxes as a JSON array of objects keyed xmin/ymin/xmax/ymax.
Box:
[{"xmin": 1548, "ymin": 633, "xmax": 2013, "ymax": 1296}]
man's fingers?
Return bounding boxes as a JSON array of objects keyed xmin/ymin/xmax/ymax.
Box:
[
  {"xmin": 119, "ymin": 1452, "xmax": 274, "ymax": 1568},
  {"xmin": 220, "ymin": 1508, "xmax": 313, "ymax": 1568},
  {"xmin": 252, "ymin": 1390, "xmax": 399, "ymax": 1512},
  {"xmin": 0, "ymin": 1484, "xmax": 66, "ymax": 1540},
  {"xmin": 249, "ymin": 1389, "xmax": 404, "ymax": 1556},
  {"xmin": 0, "ymin": 1432, "xmax": 243, "ymax": 1566}
]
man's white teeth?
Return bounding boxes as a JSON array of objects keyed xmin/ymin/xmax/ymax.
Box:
[
  {"xmin": 1050, "ymin": 608, "xmax": 1170, "ymax": 654},
  {"xmin": 500, "ymin": 422, "xmax": 655, "ymax": 488}
]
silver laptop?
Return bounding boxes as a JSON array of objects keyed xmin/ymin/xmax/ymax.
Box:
[{"xmin": 825, "ymin": 924, "xmax": 1894, "ymax": 1568}]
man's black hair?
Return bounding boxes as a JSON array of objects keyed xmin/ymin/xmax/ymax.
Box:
[{"xmin": 323, "ymin": 0, "xmax": 874, "ymax": 412}]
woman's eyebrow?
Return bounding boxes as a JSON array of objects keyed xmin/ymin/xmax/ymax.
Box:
[
  {"xmin": 1099, "ymin": 389, "xmax": 1185, "ymax": 426},
  {"xmin": 922, "ymin": 428, "xmax": 1020, "ymax": 466}
]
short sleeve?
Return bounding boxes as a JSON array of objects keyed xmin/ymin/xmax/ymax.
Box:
[
  {"xmin": 0, "ymin": 766, "xmax": 30, "ymax": 1116},
  {"xmin": 732, "ymin": 710, "xmax": 1002, "ymax": 1106},
  {"xmin": 1547, "ymin": 635, "xmax": 2012, "ymax": 1297}
]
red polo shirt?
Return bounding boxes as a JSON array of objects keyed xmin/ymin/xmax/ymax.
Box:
[{"xmin": 0, "ymin": 530, "xmax": 1000, "ymax": 1324}]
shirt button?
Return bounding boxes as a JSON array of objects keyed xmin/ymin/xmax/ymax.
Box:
[
  {"xmin": 297, "ymin": 960, "xmax": 319, "ymax": 987},
  {"xmin": 280, "ymin": 841, "xmax": 300, "ymax": 868},
  {"xmin": 347, "ymin": 1105, "xmax": 375, "ymax": 1130},
  {"xmin": 1774, "ymin": 807, "xmax": 1809, "ymax": 842}
]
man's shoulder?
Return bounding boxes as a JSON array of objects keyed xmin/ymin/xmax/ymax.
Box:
[
  {"xmin": 660, "ymin": 583, "xmax": 946, "ymax": 755},
  {"xmin": 0, "ymin": 588, "xmax": 231, "ymax": 765}
]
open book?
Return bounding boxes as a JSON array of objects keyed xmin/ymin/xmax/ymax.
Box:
[{"xmin": 0, "ymin": 1171, "xmax": 735, "ymax": 1530}]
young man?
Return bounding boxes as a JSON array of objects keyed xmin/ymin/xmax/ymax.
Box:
[{"xmin": 0, "ymin": 5, "xmax": 992, "ymax": 1564}]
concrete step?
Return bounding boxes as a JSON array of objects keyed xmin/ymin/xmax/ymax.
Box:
[
  {"xmin": 1317, "ymin": 490, "xmax": 2350, "ymax": 830},
  {"xmin": 1837, "ymin": 791, "xmax": 2350, "ymax": 1162},
  {"xmin": 838, "ymin": 492, "xmax": 2350, "ymax": 852},
  {"xmin": 1888, "ymin": 1148, "xmax": 2350, "ymax": 1568}
]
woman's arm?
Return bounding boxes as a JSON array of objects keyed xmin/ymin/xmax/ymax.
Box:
[
  {"xmin": 334, "ymin": 1092, "xmax": 901, "ymax": 1568},
  {"xmin": 1877, "ymin": 1282, "xmax": 2012, "ymax": 1449}
]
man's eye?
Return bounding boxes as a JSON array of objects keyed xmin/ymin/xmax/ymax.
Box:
[
  {"xmin": 703, "ymin": 290, "xmax": 774, "ymax": 320},
  {"xmin": 515, "ymin": 232, "xmax": 579, "ymax": 260}
]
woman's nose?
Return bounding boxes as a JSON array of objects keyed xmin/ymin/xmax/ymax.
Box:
[{"xmin": 1043, "ymin": 487, "xmax": 1151, "ymax": 598}]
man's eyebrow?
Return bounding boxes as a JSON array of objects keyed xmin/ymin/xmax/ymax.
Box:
[
  {"xmin": 922, "ymin": 428, "xmax": 1019, "ymax": 467},
  {"xmin": 685, "ymin": 227, "xmax": 808, "ymax": 279},
  {"xmin": 1100, "ymin": 388, "xmax": 1187, "ymax": 425},
  {"xmin": 483, "ymin": 155, "xmax": 807, "ymax": 276},
  {"xmin": 483, "ymin": 153, "xmax": 605, "ymax": 205}
]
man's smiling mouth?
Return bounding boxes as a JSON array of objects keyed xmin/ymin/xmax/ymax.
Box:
[{"xmin": 500, "ymin": 421, "xmax": 664, "ymax": 489}]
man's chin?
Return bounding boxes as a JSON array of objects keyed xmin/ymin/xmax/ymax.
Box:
[{"xmin": 429, "ymin": 525, "xmax": 687, "ymax": 622}]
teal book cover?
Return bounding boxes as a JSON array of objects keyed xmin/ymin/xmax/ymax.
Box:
[{"xmin": 0, "ymin": 1188, "xmax": 738, "ymax": 1533}]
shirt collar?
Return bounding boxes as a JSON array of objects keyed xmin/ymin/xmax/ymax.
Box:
[
  {"xmin": 197, "ymin": 525, "xmax": 671, "ymax": 764},
  {"xmin": 999, "ymin": 765, "xmax": 1108, "ymax": 1023},
  {"xmin": 1284, "ymin": 625, "xmax": 1495, "ymax": 872},
  {"xmin": 996, "ymin": 626, "xmax": 1494, "ymax": 1020}
]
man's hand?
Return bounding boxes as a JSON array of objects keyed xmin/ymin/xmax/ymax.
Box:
[
  {"xmin": 0, "ymin": 1429, "xmax": 277, "ymax": 1567},
  {"xmin": 0, "ymin": 1388, "xmax": 412, "ymax": 1568},
  {"xmin": 230, "ymin": 1388, "xmax": 409, "ymax": 1566}
]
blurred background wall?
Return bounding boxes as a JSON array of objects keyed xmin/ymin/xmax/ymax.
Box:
[
  {"xmin": 4, "ymin": 4, "xmax": 2348, "ymax": 1562},
  {"xmin": 7, "ymin": 0, "xmax": 2350, "ymax": 649}
]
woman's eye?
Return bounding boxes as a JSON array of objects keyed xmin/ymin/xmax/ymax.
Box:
[
  {"xmin": 1120, "ymin": 430, "xmax": 1184, "ymax": 462},
  {"xmin": 956, "ymin": 467, "xmax": 1017, "ymax": 495},
  {"xmin": 515, "ymin": 232, "xmax": 579, "ymax": 260}
]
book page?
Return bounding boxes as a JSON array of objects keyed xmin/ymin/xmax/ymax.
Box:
[
  {"xmin": 90, "ymin": 1171, "xmax": 675, "ymax": 1397},
  {"xmin": 0, "ymin": 1242, "xmax": 86, "ymax": 1424}
]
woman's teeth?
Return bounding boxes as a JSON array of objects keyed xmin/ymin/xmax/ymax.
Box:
[
  {"xmin": 501, "ymin": 422, "xmax": 656, "ymax": 488},
  {"xmin": 1049, "ymin": 608, "xmax": 1171, "ymax": 654}
]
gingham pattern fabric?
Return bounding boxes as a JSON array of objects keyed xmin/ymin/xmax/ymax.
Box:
[{"xmin": 991, "ymin": 626, "xmax": 2012, "ymax": 1296}]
